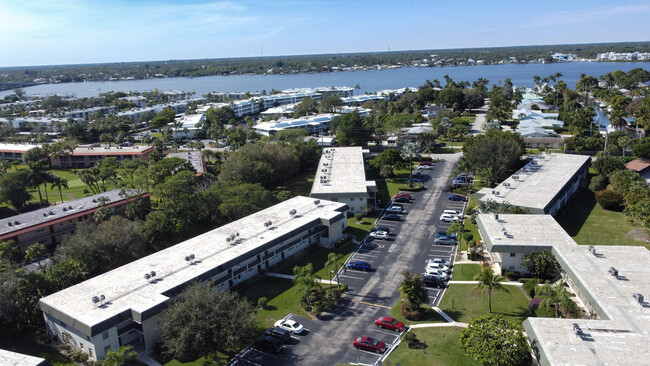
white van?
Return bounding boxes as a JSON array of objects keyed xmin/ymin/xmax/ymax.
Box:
[{"xmin": 443, "ymin": 210, "xmax": 464, "ymax": 219}]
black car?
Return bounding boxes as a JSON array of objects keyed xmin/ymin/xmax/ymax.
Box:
[
  {"xmin": 370, "ymin": 226, "xmax": 391, "ymax": 234},
  {"xmin": 393, "ymin": 196, "xmax": 410, "ymax": 203},
  {"xmin": 422, "ymin": 275, "xmax": 446, "ymax": 288},
  {"xmin": 254, "ymin": 335, "xmax": 283, "ymax": 353},
  {"xmin": 382, "ymin": 214, "xmax": 401, "ymax": 221},
  {"xmin": 265, "ymin": 327, "xmax": 291, "ymax": 343}
]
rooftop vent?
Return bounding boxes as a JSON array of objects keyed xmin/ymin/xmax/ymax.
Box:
[
  {"xmin": 14, "ymin": 221, "xmax": 20, "ymax": 225},
  {"xmin": 264, "ymin": 220, "xmax": 273, "ymax": 227},
  {"xmin": 68, "ymin": 206, "xmax": 73, "ymax": 210},
  {"xmin": 513, "ymin": 175, "xmax": 519, "ymax": 180},
  {"xmin": 63, "ymin": 207, "xmax": 67, "ymax": 212},
  {"xmin": 314, "ymin": 200, "xmax": 320, "ymax": 205},
  {"xmin": 608, "ymin": 267, "xmax": 618, "ymax": 277},
  {"xmin": 494, "ymin": 214, "xmax": 499, "ymax": 220},
  {"xmin": 7, "ymin": 222, "xmax": 12, "ymax": 227},
  {"xmin": 43, "ymin": 213, "xmax": 47, "ymax": 217},
  {"xmin": 184, "ymin": 254, "xmax": 195, "ymax": 263},
  {"xmin": 572, "ymin": 323, "xmax": 583, "ymax": 337},
  {"xmin": 289, "ymin": 209, "xmax": 297, "ymax": 217},
  {"xmin": 144, "ymin": 271, "xmax": 157, "ymax": 281},
  {"xmin": 633, "ymin": 293, "xmax": 644, "ymax": 305}
]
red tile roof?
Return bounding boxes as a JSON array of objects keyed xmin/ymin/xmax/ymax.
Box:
[{"xmin": 626, "ymin": 158, "xmax": 650, "ymax": 172}]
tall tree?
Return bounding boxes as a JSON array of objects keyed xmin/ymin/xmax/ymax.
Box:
[
  {"xmin": 293, "ymin": 263, "xmax": 321, "ymax": 309},
  {"xmin": 400, "ymin": 142, "xmax": 421, "ymax": 188},
  {"xmin": 102, "ymin": 345, "xmax": 137, "ymax": 366},
  {"xmin": 25, "ymin": 243, "xmax": 48, "ymax": 269},
  {"xmin": 459, "ymin": 314, "xmax": 531, "ymax": 366},
  {"xmin": 0, "ymin": 171, "xmax": 32, "ymax": 209},
  {"xmin": 398, "ymin": 271, "xmax": 429, "ymax": 312},
  {"xmin": 473, "ymin": 264, "xmax": 508, "ymax": 313},
  {"xmin": 324, "ymin": 252, "xmax": 341, "ymax": 288},
  {"xmin": 535, "ymin": 282, "xmax": 577, "ymax": 318}
]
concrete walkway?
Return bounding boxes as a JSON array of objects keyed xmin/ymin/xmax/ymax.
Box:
[
  {"xmin": 409, "ymin": 322, "xmax": 468, "ymax": 328},
  {"xmin": 448, "ymin": 280, "xmax": 523, "ymax": 286},
  {"xmin": 139, "ymin": 353, "xmax": 162, "ymax": 366},
  {"xmin": 471, "ymin": 106, "xmax": 488, "ymax": 134},
  {"xmin": 266, "ymin": 272, "xmax": 338, "ymax": 285}
]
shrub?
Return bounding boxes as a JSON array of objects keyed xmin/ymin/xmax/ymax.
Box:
[
  {"xmin": 632, "ymin": 142, "xmax": 650, "ymax": 158},
  {"xmin": 595, "ymin": 189, "xmax": 624, "ymax": 211},
  {"xmin": 257, "ymin": 297, "xmax": 268, "ymax": 309},
  {"xmin": 331, "ymin": 288, "xmax": 342, "ymax": 299},
  {"xmin": 79, "ymin": 352, "xmax": 89, "ymax": 362},
  {"xmin": 354, "ymin": 213, "xmax": 363, "ymax": 222},
  {"xmin": 529, "ymin": 298, "xmax": 542, "ymax": 313},
  {"xmin": 403, "ymin": 332, "xmax": 419, "ymax": 348},
  {"xmin": 401, "ymin": 302, "xmax": 425, "ymax": 320},
  {"xmin": 522, "ymin": 278, "xmax": 540, "ymax": 297},
  {"xmin": 589, "ymin": 174, "xmax": 609, "ymax": 193},
  {"xmin": 534, "ymin": 303, "xmax": 556, "ymax": 318},
  {"xmin": 505, "ymin": 270, "xmax": 521, "ymax": 280},
  {"xmin": 462, "ymin": 232, "xmax": 474, "ymax": 243}
]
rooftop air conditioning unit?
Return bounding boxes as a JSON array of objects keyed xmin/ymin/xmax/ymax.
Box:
[
  {"xmin": 572, "ymin": 323, "xmax": 583, "ymax": 337},
  {"xmin": 314, "ymin": 200, "xmax": 320, "ymax": 205},
  {"xmin": 494, "ymin": 214, "xmax": 499, "ymax": 220},
  {"xmin": 608, "ymin": 267, "xmax": 618, "ymax": 277},
  {"xmin": 633, "ymin": 293, "xmax": 644, "ymax": 304}
]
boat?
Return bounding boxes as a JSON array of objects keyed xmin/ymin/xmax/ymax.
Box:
[{"xmin": 599, "ymin": 102, "xmax": 606, "ymax": 108}]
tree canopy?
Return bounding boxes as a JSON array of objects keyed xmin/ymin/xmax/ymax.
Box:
[
  {"xmin": 461, "ymin": 129, "xmax": 526, "ymax": 186},
  {"xmin": 459, "ymin": 314, "xmax": 531, "ymax": 366}
]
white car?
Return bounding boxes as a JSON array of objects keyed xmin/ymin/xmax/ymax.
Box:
[
  {"xmin": 442, "ymin": 210, "xmax": 464, "ymax": 219},
  {"xmin": 425, "ymin": 262, "xmax": 450, "ymax": 273},
  {"xmin": 369, "ymin": 231, "xmax": 390, "ymax": 240},
  {"xmin": 417, "ymin": 165, "xmax": 434, "ymax": 170},
  {"xmin": 423, "ymin": 269, "xmax": 450, "ymax": 281},
  {"xmin": 440, "ymin": 213, "xmax": 461, "ymax": 223},
  {"xmin": 274, "ymin": 319, "xmax": 305, "ymax": 334},
  {"xmin": 426, "ymin": 258, "xmax": 452, "ymax": 267}
]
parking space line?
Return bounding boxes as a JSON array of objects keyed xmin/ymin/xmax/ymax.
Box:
[
  {"xmin": 354, "ymin": 252, "xmax": 378, "ymax": 258},
  {"xmin": 347, "ymin": 298, "xmax": 392, "ymax": 309},
  {"xmin": 338, "ymin": 274, "xmax": 366, "ymax": 280}
]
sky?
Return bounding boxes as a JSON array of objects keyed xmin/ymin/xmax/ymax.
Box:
[{"xmin": 1, "ymin": 0, "xmax": 650, "ymax": 67}]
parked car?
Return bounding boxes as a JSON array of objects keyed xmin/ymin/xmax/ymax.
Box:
[
  {"xmin": 393, "ymin": 196, "xmax": 410, "ymax": 203},
  {"xmin": 425, "ymin": 262, "xmax": 450, "ymax": 273},
  {"xmin": 448, "ymin": 194, "xmax": 468, "ymax": 202},
  {"xmin": 382, "ymin": 214, "xmax": 401, "ymax": 221},
  {"xmin": 274, "ymin": 319, "xmax": 305, "ymax": 334},
  {"xmin": 440, "ymin": 213, "xmax": 461, "ymax": 222},
  {"xmin": 374, "ymin": 316, "xmax": 406, "ymax": 332},
  {"xmin": 418, "ymin": 161, "xmax": 433, "ymax": 166},
  {"xmin": 371, "ymin": 226, "xmax": 391, "ymax": 234},
  {"xmin": 426, "ymin": 258, "xmax": 452, "ymax": 268},
  {"xmin": 406, "ymin": 177, "xmax": 422, "ymax": 183},
  {"xmin": 265, "ymin": 327, "xmax": 292, "ymax": 343},
  {"xmin": 353, "ymin": 336, "xmax": 387, "ymax": 353},
  {"xmin": 434, "ymin": 236, "xmax": 456, "ymax": 245},
  {"xmin": 385, "ymin": 206, "xmax": 404, "ymax": 214},
  {"xmin": 424, "ymin": 269, "xmax": 450, "ymax": 281},
  {"xmin": 254, "ymin": 335, "xmax": 283, "ymax": 353},
  {"xmin": 443, "ymin": 210, "xmax": 464, "ymax": 219},
  {"xmin": 417, "ymin": 164, "xmax": 434, "ymax": 170},
  {"xmin": 394, "ymin": 192, "xmax": 414, "ymax": 200},
  {"xmin": 369, "ymin": 231, "xmax": 390, "ymax": 240},
  {"xmin": 435, "ymin": 231, "xmax": 456, "ymax": 240},
  {"xmin": 422, "ymin": 275, "xmax": 446, "ymax": 288},
  {"xmin": 347, "ymin": 261, "xmax": 372, "ymax": 271}
]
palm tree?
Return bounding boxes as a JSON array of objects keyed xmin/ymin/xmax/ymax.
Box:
[
  {"xmin": 50, "ymin": 176, "xmax": 69, "ymax": 203},
  {"xmin": 535, "ymin": 282, "xmax": 577, "ymax": 318},
  {"xmin": 103, "ymin": 345, "xmax": 138, "ymax": 366},
  {"xmin": 293, "ymin": 263, "xmax": 321, "ymax": 309},
  {"xmin": 398, "ymin": 271, "xmax": 428, "ymax": 311},
  {"xmin": 400, "ymin": 142, "xmax": 421, "ymax": 188},
  {"xmin": 473, "ymin": 264, "xmax": 508, "ymax": 313},
  {"xmin": 617, "ymin": 135, "xmax": 633, "ymax": 157},
  {"xmin": 354, "ymin": 84, "xmax": 361, "ymax": 96},
  {"xmin": 324, "ymin": 253, "xmax": 341, "ymax": 289}
]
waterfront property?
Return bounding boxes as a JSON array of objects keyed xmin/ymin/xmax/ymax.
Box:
[
  {"xmin": 171, "ymin": 114, "xmax": 205, "ymax": 139},
  {"xmin": 64, "ymin": 106, "xmax": 118, "ymax": 121},
  {"xmin": 37, "ymin": 196, "xmax": 348, "ymax": 360},
  {"xmin": 0, "ymin": 190, "xmax": 150, "ymax": 254},
  {"xmin": 253, "ymin": 114, "xmax": 336, "ymax": 136},
  {"xmin": 477, "ymin": 213, "xmax": 650, "ymax": 366},
  {"xmin": 476, "ymin": 152, "xmax": 591, "ymax": 215},
  {"xmin": 310, "ymin": 147, "xmax": 377, "ymax": 213},
  {"xmin": 255, "ymin": 92, "xmax": 322, "ymax": 109}
]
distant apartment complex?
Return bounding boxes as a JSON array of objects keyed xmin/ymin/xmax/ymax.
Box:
[
  {"xmin": 253, "ymin": 114, "xmax": 336, "ymax": 136},
  {"xmin": 597, "ymin": 51, "xmax": 650, "ymax": 61},
  {"xmin": 310, "ymin": 147, "xmax": 377, "ymax": 213},
  {"xmin": 38, "ymin": 196, "xmax": 348, "ymax": 360},
  {"xmin": 0, "ymin": 143, "xmax": 155, "ymax": 168},
  {"xmin": 0, "ymin": 190, "xmax": 150, "ymax": 254},
  {"xmin": 476, "ymin": 153, "xmax": 591, "ymax": 215}
]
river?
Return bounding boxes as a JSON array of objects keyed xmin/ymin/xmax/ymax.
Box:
[{"xmin": 2, "ymin": 61, "xmax": 649, "ymax": 99}]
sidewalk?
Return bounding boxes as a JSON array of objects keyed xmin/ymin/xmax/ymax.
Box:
[
  {"xmin": 448, "ymin": 280, "xmax": 523, "ymax": 286},
  {"xmin": 266, "ymin": 272, "xmax": 338, "ymax": 285}
]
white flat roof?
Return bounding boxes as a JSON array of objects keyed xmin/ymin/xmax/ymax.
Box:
[
  {"xmin": 0, "ymin": 143, "xmax": 41, "ymax": 152},
  {"xmin": 0, "ymin": 349, "xmax": 47, "ymax": 366},
  {"xmin": 478, "ymin": 214, "xmax": 650, "ymax": 365},
  {"xmin": 72, "ymin": 145, "xmax": 153, "ymax": 155},
  {"xmin": 310, "ymin": 147, "xmax": 376, "ymax": 196},
  {"xmin": 39, "ymin": 196, "xmax": 347, "ymax": 332},
  {"xmin": 478, "ymin": 153, "xmax": 590, "ymax": 211}
]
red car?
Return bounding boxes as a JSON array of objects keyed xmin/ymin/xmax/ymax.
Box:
[
  {"xmin": 393, "ymin": 192, "xmax": 414, "ymax": 200},
  {"xmin": 375, "ymin": 316, "xmax": 406, "ymax": 332},
  {"xmin": 353, "ymin": 336, "xmax": 386, "ymax": 353},
  {"xmin": 418, "ymin": 161, "xmax": 432, "ymax": 166}
]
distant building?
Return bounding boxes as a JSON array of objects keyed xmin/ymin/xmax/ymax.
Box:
[
  {"xmin": 167, "ymin": 151, "xmax": 206, "ymax": 174},
  {"xmin": 253, "ymin": 114, "xmax": 336, "ymax": 136},
  {"xmin": 310, "ymin": 147, "xmax": 377, "ymax": 213},
  {"xmin": 119, "ymin": 96, "xmax": 147, "ymax": 108},
  {"xmin": 625, "ymin": 158, "xmax": 650, "ymax": 185},
  {"xmin": 50, "ymin": 145, "xmax": 155, "ymax": 168},
  {"xmin": 255, "ymin": 92, "xmax": 322, "ymax": 109},
  {"xmin": 523, "ymin": 137, "xmax": 564, "ymax": 150},
  {"xmin": 341, "ymin": 94, "xmax": 387, "ymax": 106},
  {"xmin": 64, "ymin": 106, "xmax": 118, "ymax": 121},
  {"xmin": 38, "ymin": 196, "xmax": 348, "ymax": 360},
  {"xmin": 0, "ymin": 190, "xmax": 150, "ymax": 254},
  {"xmin": 550, "ymin": 53, "xmax": 577, "ymax": 62},
  {"xmin": 476, "ymin": 153, "xmax": 591, "ymax": 215},
  {"xmin": 282, "ymin": 86, "xmax": 354, "ymax": 97},
  {"xmin": 171, "ymin": 114, "xmax": 205, "ymax": 139}
]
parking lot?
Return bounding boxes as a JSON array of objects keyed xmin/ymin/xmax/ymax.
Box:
[{"xmin": 233, "ymin": 154, "xmax": 468, "ymax": 366}]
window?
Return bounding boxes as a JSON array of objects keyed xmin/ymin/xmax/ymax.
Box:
[
  {"xmin": 102, "ymin": 331, "xmax": 109, "ymax": 340},
  {"xmin": 80, "ymin": 342, "xmax": 84, "ymax": 350},
  {"xmin": 350, "ymin": 198, "xmax": 355, "ymax": 201},
  {"xmin": 359, "ymin": 198, "xmax": 364, "ymax": 201},
  {"xmin": 89, "ymin": 349, "xmax": 93, "ymax": 358},
  {"xmin": 104, "ymin": 345, "xmax": 111, "ymax": 355},
  {"xmin": 510, "ymin": 253, "xmax": 516, "ymax": 257}
]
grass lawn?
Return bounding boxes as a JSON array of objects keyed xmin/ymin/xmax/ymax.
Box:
[
  {"xmin": 451, "ymin": 264, "xmax": 481, "ymax": 281},
  {"xmin": 272, "ymin": 239, "xmax": 357, "ymax": 279},
  {"xmin": 11, "ymin": 342, "xmax": 76, "ymax": 366},
  {"xmin": 556, "ymin": 187, "xmax": 649, "ymax": 250},
  {"xmin": 460, "ymin": 195, "xmax": 480, "ymax": 253},
  {"xmin": 383, "ymin": 327, "xmax": 479, "ymax": 366},
  {"xmin": 347, "ymin": 216, "xmax": 376, "ymax": 242},
  {"xmin": 239, "ymin": 276, "xmax": 310, "ymax": 328},
  {"xmin": 437, "ymin": 284, "xmax": 530, "ymax": 324},
  {"xmin": 390, "ymin": 301, "xmax": 445, "ymax": 325},
  {"xmin": 273, "ymin": 168, "xmax": 316, "ymax": 197}
]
